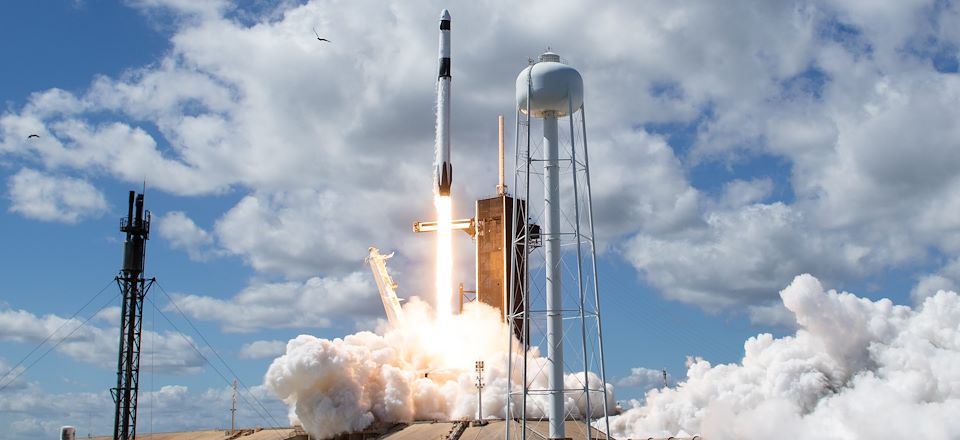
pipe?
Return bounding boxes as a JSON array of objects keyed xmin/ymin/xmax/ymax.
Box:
[
  {"xmin": 543, "ymin": 112, "xmax": 564, "ymax": 440},
  {"xmin": 498, "ymin": 115, "xmax": 505, "ymax": 196}
]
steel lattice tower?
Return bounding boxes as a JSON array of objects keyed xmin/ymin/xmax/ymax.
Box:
[{"xmin": 112, "ymin": 191, "xmax": 154, "ymax": 440}]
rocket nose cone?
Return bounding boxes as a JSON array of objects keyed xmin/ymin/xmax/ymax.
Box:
[{"xmin": 440, "ymin": 9, "xmax": 451, "ymax": 20}]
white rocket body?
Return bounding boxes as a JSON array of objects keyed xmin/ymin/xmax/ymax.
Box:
[{"xmin": 436, "ymin": 9, "xmax": 452, "ymax": 196}]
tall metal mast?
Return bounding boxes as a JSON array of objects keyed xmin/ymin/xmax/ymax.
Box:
[
  {"xmin": 112, "ymin": 190, "xmax": 154, "ymax": 440},
  {"xmin": 231, "ymin": 379, "xmax": 238, "ymax": 434}
]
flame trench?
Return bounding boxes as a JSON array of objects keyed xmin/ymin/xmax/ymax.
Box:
[{"xmin": 434, "ymin": 195, "xmax": 453, "ymax": 320}]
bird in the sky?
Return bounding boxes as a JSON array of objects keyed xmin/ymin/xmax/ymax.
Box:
[
  {"xmin": 314, "ymin": 28, "xmax": 330, "ymax": 43},
  {"xmin": 27, "ymin": 134, "xmax": 39, "ymax": 139}
]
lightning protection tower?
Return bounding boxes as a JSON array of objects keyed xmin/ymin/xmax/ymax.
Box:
[
  {"xmin": 506, "ymin": 51, "xmax": 611, "ymax": 439},
  {"xmin": 112, "ymin": 191, "xmax": 154, "ymax": 440}
]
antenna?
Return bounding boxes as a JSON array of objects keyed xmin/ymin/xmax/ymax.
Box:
[
  {"xmin": 112, "ymin": 190, "xmax": 155, "ymax": 440},
  {"xmin": 231, "ymin": 379, "xmax": 238, "ymax": 434},
  {"xmin": 497, "ymin": 115, "xmax": 506, "ymax": 196},
  {"xmin": 663, "ymin": 369, "xmax": 669, "ymax": 388}
]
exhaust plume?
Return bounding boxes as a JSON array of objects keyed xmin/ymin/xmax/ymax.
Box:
[
  {"xmin": 264, "ymin": 299, "xmax": 613, "ymax": 439},
  {"xmin": 434, "ymin": 195, "xmax": 453, "ymax": 320},
  {"xmin": 608, "ymin": 274, "xmax": 960, "ymax": 439}
]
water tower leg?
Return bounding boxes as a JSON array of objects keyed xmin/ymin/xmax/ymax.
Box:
[{"xmin": 543, "ymin": 113, "xmax": 565, "ymax": 439}]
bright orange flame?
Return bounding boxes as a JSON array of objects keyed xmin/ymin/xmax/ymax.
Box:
[{"xmin": 434, "ymin": 195, "xmax": 453, "ymax": 320}]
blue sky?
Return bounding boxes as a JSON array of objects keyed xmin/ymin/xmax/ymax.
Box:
[{"xmin": 1, "ymin": 1, "xmax": 959, "ymax": 438}]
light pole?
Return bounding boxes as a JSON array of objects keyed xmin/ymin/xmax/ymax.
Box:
[{"xmin": 475, "ymin": 361, "xmax": 485, "ymax": 422}]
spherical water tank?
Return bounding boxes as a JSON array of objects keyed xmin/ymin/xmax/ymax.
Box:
[{"xmin": 516, "ymin": 52, "xmax": 583, "ymax": 118}]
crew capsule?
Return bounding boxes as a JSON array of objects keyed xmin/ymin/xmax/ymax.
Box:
[{"xmin": 439, "ymin": 9, "xmax": 451, "ymax": 79}]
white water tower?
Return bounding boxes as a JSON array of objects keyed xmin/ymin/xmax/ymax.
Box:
[{"xmin": 506, "ymin": 51, "xmax": 611, "ymax": 439}]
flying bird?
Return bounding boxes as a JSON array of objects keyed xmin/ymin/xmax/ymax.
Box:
[
  {"xmin": 27, "ymin": 134, "xmax": 39, "ymax": 139},
  {"xmin": 313, "ymin": 28, "xmax": 330, "ymax": 43}
]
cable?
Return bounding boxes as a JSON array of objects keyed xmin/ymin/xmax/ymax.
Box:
[
  {"xmin": 0, "ymin": 279, "xmax": 115, "ymax": 388},
  {"xmin": 144, "ymin": 295, "xmax": 287, "ymax": 440},
  {"xmin": 149, "ymin": 299, "xmax": 155, "ymax": 436},
  {"xmin": 142, "ymin": 296, "xmax": 287, "ymax": 437},
  {"xmin": 153, "ymin": 281, "xmax": 286, "ymax": 430},
  {"xmin": 0, "ymin": 288, "xmax": 121, "ymax": 393}
]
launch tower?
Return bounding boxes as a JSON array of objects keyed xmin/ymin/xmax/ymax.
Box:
[{"xmin": 474, "ymin": 116, "xmax": 533, "ymax": 341}]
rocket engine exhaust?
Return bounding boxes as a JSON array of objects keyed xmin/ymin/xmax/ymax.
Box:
[{"xmin": 434, "ymin": 194, "xmax": 453, "ymax": 319}]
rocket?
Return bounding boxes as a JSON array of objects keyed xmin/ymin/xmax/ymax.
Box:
[{"xmin": 436, "ymin": 9, "xmax": 452, "ymax": 196}]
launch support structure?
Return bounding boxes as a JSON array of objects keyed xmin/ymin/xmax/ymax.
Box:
[{"xmin": 367, "ymin": 247, "xmax": 405, "ymax": 327}]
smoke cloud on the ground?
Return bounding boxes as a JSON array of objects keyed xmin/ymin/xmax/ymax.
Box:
[
  {"xmin": 608, "ymin": 274, "xmax": 960, "ymax": 439},
  {"xmin": 265, "ymin": 300, "xmax": 612, "ymax": 439},
  {"xmin": 266, "ymin": 274, "xmax": 960, "ymax": 439}
]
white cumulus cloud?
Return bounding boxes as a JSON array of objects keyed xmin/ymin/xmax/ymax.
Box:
[
  {"xmin": 157, "ymin": 210, "xmax": 218, "ymax": 260},
  {"xmin": 616, "ymin": 367, "xmax": 670, "ymax": 391},
  {"xmin": 7, "ymin": 169, "xmax": 107, "ymax": 223},
  {"xmin": 0, "ymin": 307, "xmax": 206, "ymax": 374},
  {"xmin": 239, "ymin": 340, "xmax": 287, "ymax": 360},
  {"xmin": 170, "ymin": 271, "xmax": 380, "ymax": 333}
]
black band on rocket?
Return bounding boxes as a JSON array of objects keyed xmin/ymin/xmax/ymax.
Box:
[{"xmin": 439, "ymin": 58, "xmax": 451, "ymax": 78}]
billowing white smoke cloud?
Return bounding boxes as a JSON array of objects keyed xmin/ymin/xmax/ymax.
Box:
[
  {"xmin": 608, "ymin": 274, "xmax": 960, "ymax": 440},
  {"xmin": 265, "ymin": 299, "xmax": 613, "ymax": 439}
]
